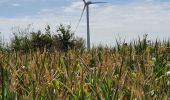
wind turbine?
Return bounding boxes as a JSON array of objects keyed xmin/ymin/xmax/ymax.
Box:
[{"xmin": 75, "ymin": 0, "xmax": 107, "ymax": 49}]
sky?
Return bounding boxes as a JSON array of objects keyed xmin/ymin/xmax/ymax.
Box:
[{"xmin": 0, "ymin": 0, "xmax": 170, "ymax": 46}]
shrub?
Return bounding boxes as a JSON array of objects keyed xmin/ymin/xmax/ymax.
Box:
[
  {"xmin": 10, "ymin": 24, "xmax": 85, "ymax": 52},
  {"xmin": 30, "ymin": 30, "xmax": 53, "ymax": 51}
]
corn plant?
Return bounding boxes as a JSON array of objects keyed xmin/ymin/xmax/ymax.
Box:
[{"xmin": 0, "ymin": 36, "xmax": 170, "ymax": 99}]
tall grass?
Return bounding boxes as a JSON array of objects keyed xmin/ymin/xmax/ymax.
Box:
[{"xmin": 0, "ymin": 37, "xmax": 170, "ymax": 99}]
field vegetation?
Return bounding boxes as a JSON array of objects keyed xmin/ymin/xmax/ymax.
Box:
[{"xmin": 0, "ymin": 25, "xmax": 170, "ymax": 99}]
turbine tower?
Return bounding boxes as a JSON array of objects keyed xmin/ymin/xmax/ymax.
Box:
[{"xmin": 75, "ymin": 0, "xmax": 107, "ymax": 49}]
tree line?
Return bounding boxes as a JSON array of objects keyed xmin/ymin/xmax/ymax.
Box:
[{"xmin": 0, "ymin": 24, "xmax": 85, "ymax": 52}]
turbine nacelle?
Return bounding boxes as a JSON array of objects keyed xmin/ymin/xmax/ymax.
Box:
[
  {"xmin": 86, "ymin": 1, "xmax": 92, "ymax": 5},
  {"xmin": 84, "ymin": 0, "xmax": 107, "ymax": 5}
]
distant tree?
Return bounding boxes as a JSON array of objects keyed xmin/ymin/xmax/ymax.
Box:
[
  {"xmin": 30, "ymin": 30, "xmax": 52, "ymax": 51},
  {"xmin": 10, "ymin": 24, "xmax": 85, "ymax": 52},
  {"xmin": 56, "ymin": 24, "xmax": 75, "ymax": 51},
  {"xmin": 45, "ymin": 25, "xmax": 51, "ymax": 34},
  {"xmin": 10, "ymin": 25, "xmax": 33, "ymax": 52},
  {"xmin": 11, "ymin": 33, "xmax": 31, "ymax": 52},
  {"xmin": 73, "ymin": 37, "xmax": 85, "ymax": 50}
]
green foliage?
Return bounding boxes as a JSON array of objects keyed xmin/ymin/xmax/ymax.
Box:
[
  {"xmin": 0, "ymin": 32, "xmax": 5, "ymax": 50},
  {"xmin": 10, "ymin": 24, "xmax": 85, "ymax": 52},
  {"xmin": 1, "ymin": 27, "xmax": 170, "ymax": 99},
  {"xmin": 11, "ymin": 34, "xmax": 31, "ymax": 52},
  {"xmin": 56, "ymin": 24, "xmax": 75, "ymax": 51},
  {"xmin": 30, "ymin": 30, "xmax": 52, "ymax": 51}
]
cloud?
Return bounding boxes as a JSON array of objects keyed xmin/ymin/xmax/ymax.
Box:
[
  {"xmin": 74, "ymin": 2, "xmax": 170, "ymax": 45},
  {"xmin": 64, "ymin": 1, "xmax": 98, "ymax": 12},
  {"xmin": 0, "ymin": 13, "xmax": 75, "ymax": 41},
  {"xmin": 11, "ymin": 3, "xmax": 21, "ymax": 7},
  {"xmin": 0, "ymin": 1, "xmax": 170, "ymax": 45}
]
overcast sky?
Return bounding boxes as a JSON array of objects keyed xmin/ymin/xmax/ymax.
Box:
[{"xmin": 0, "ymin": 0, "xmax": 170, "ymax": 46}]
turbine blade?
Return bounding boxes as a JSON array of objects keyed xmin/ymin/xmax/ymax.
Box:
[
  {"xmin": 74, "ymin": 5, "xmax": 86, "ymax": 33},
  {"xmin": 91, "ymin": 2, "xmax": 107, "ymax": 4}
]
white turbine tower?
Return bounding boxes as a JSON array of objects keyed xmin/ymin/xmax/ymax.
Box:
[{"xmin": 75, "ymin": 0, "xmax": 107, "ymax": 49}]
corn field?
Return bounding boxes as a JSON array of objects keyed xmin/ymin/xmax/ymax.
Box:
[{"xmin": 0, "ymin": 37, "xmax": 170, "ymax": 99}]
